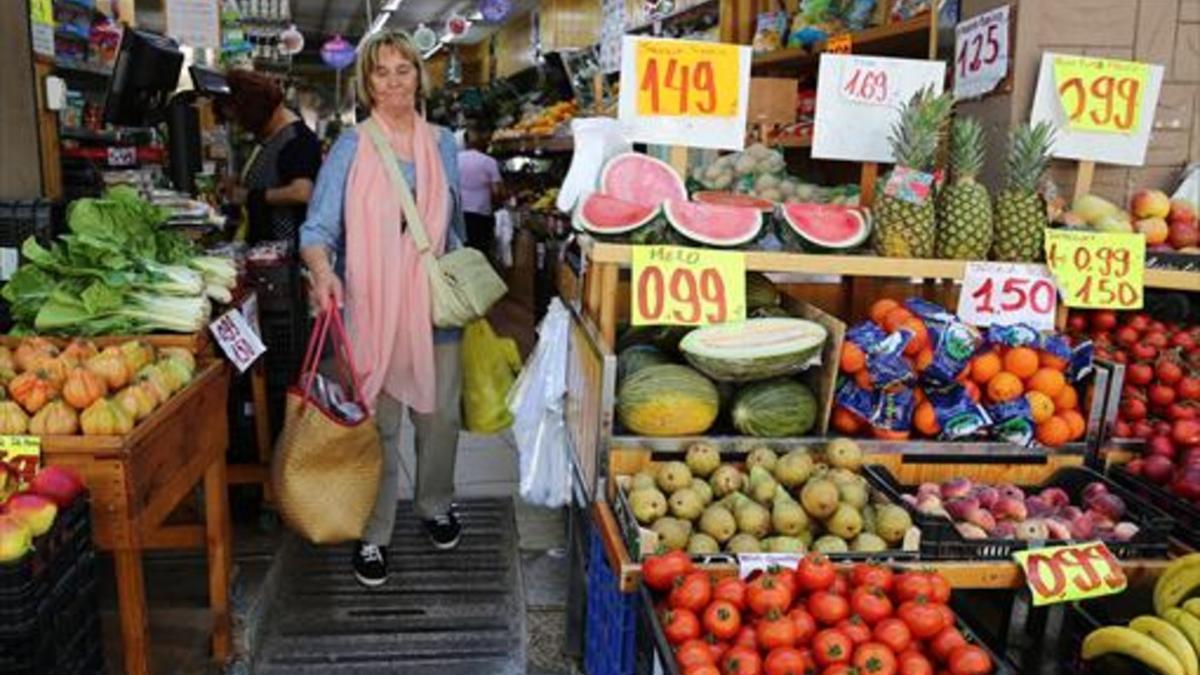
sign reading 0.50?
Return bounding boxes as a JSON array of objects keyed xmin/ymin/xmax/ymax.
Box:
[
  {"xmin": 635, "ymin": 39, "xmax": 741, "ymax": 118},
  {"xmin": 631, "ymin": 245, "xmax": 746, "ymax": 327}
]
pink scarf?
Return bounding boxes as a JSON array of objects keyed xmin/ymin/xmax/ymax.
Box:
[{"xmin": 344, "ymin": 114, "xmax": 450, "ymax": 413}]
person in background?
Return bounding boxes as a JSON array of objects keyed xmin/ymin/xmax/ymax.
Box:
[
  {"xmin": 299, "ymin": 30, "xmax": 467, "ymax": 588},
  {"xmin": 456, "ymin": 127, "xmax": 504, "ymax": 259},
  {"xmin": 218, "ymin": 69, "xmax": 322, "ymax": 245}
]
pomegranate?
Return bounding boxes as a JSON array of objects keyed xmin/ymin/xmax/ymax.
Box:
[
  {"xmin": 1146, "ymin": 435, "xmax": 1177, "ymax": 459},
  {"xmin": 1128, "ymin": 314, "xmax": 1151, "ymax": 332},
  {"xmin": 1172, "ymin": 333, "xmax": 1196, "ymax": 351},
  {"xmin": 1157, "ymin": 420, "xmax": 1175, "ymax": 436},
  {"xmin": 1143, "ymin": 455, "xmax": 1175, "ymax": 485},
  {"xmin": 1092, "ymin": 311, "xmax": 1118, "ymax": 332},
  {"xmin": 1068, "ymin": 315, "xmax": 1088, "ymax": 333},
  {"xmin": 29, "ymin": 466, "xmax": 85, "ymax": 507},
  {"xmin": 1126, "ymin": 363, "xmax": 1154, "ymax": 386},
  {"xmin": 1133, "ymin": 420, "xmax": 1157, "ymax": 439},
  {"xmin": 1125, "ymin": 458, "xmax": 1145, "ymax": 476},
  {"xmin": 1115, "ymin": 421, "xmax": 1133, "ymax": 437},
  {"xmin": 1118, "ymin": 326, "xmax": 1141, "ymax": 347},
  {"xmin": 1121, "ymin": 398, "xmax": 1149, "ymax": 421},
  {"xmin": 1168, "ymin": 403, "xmax": 1198, "ymax": 421},
  {"xmin": 1150, "ymin": 384, "xmax": 1178, "ymax": 408},
  {"xmin": 1132, "ymin": 343, "xmax": 1160, "ymax": 362},
  {"xmin": 1172, "ymin": 469, "xmax": 1200, "ymax": 501},
  {"xmin": 1156, "ymin": 358, "xmax": 1184, "ymax": 385},
  {"xmin": 1174, "ymin": 420, "xmax": 1200, "ymax": 447},
  {"xmin": 3, "ymin": 493, "xmax": 56, "ymax": 536}
]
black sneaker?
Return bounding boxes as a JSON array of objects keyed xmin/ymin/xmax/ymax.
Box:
[
  {"xmin": 423, "ymin": 512, "xmax": 461, "ymax": 550},
  {"xmin": 352, "ymin": 541, "xmax": 388, "ymax": 587}
]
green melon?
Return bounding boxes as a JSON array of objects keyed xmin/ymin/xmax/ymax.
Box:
[
  {"xmin": 746, "ymin": 272, "xmax": 780, "ymax": 310},
  {"xmin": 616, "ymin": 364, "xmax": 719, "ymax": 437},
  {"xmin": 731, "ymin": 379, "xmax": 817, "ymax": 437},
  {"xmin": 679, "ymin": 318, "xmax": 828, "ymax": 382},
  {"xmin": 617, "ymin": 344, "xmax": 671, "ymax": 383}
]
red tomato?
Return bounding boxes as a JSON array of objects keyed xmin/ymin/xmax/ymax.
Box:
[
  {"xmin": 788, "ymin": 608, "xmax": 818, "ymax": 644},
  {"xmin": 797, "ymin": 554, "xmax": 837, "ymax": 592},
  {"xmin": 947, "ymin": 645, "xmax": 992, "ymax": 675},
  {"xmin": 757, "ymin": 611, "xmax": 798, "ymax": 651},
  {"xmin": 822, "ymin": 666, "xmax": 856, "ymax": 675},
  {"xmin": 644, "ymin": 551, "xmax": 694, "ymax": 591},
  {"xmin": 770, "ymin": 567, "xmax": 798, "ymax": 597},
  {"xmin": 748, "ymin": 575, "xmax": 795, "ymax": 617},
  {"xmin": 706, "ymin": 640, "xmax": 730, "ymax": 663},
  {"xmin": 722, "ymin": 645, "xmax": 763, "ymax": 675},
  {"xmin": 734, "ymin": 626, "xmax": 758, "ymax": 651},
  {"xmin": 664, "ymin": 608, "xmax": 703, "ymax": 645},
  {"xmin": 873, "ymin": 618, "xmax": 913, "ymax": 654},
  {"xmin": 837, "ymin": 616, "xmax": 873, "ymax": 646},
  {"xmin": 671, "ymin": 572, "xmax": 714, "ymax": 612},
  {"xmin": 809, "ymin": 591, "xmax": 852, "ymax": 626},
  {"xmin": 684, "ymin": 665, "xmax": 721, "ymax": 675},
  {"xmin": 704, "ymin": 600, "xmax": 743, "ymax": 640},
  {"xmin": 934, "ymin": 604, "xmax": 957, "ymax": 632},
  {"xmin": 851, "ymin": 587, "xmax": 895, "ymax": 625},
  {"xmin": 714, "ymin": 577, "xmax": 748, "ymax": 611},
  {"xmin": 926, "ymin": 574, "xmax": 951, "ymax": 605},
  {"xmin": 852, "ymin": 564, "xmax": 895, "ymax": 593},
  {"xmin": 897, "ymin": 650, "xmax": 935, "ymax": 675},
  {"xmin": 853, "ymin": 641, "xmax": 898, "ymax": 675},
  {"xmin": 929, "ymin": 627, "xmax": 967, "ymax": 664},
  {"xmin": 676, "ymin": 639, "xmax": 715, "ymax": 670},
  {"xmin": 830, "ymin": 573, "xmax": 850, "ymax": 597},
  {"xmin": 813, "ymin": 629, "xmax": 854, "ymax": 667},
  {"xmin": 763, "ymin": 647, "xmax": 810, "ymax": 675},
  {"xmin": 898, "ymin": 600, "xmax": 947, "ymax": 640},
  {"xmin": 894, "ymin": 573, "xmax": 934, "ymax": 603}
]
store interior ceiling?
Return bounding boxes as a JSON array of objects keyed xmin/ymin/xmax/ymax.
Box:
[{"xmin": 291, "ymin": 0, "xmax": 537, "ymax": 45}]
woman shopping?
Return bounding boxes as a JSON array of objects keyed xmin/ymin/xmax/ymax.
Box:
[{"xmin": 299, "ymin": 30, "xmax": 467, "ymax": 587}]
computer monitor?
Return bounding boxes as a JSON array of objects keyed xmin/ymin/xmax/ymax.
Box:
[
  {"xmin": 189, "ymin": 65, "xmax": 230, "ymax": 97},
  {"xmin": 103, "ymin": 29, "xmax": 184, "ymax": 126}
]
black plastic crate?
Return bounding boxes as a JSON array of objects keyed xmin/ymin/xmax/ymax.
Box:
[
  {"xmin": 0, "ymin": 495, "xmax": 91, "ymax": 610},
  {"xmin": 0, "ymin": 200, "xmax": 59, "ymax": 249},
  {"xmin": 1108, "ymin": 466, "xmax": 1200, "ymax": 551},
  {"xmin": 865, "ymin": 465, "xmax": 1174, "ymax": 560},
  {"xmin": 1060, "ymin": 587, "xmax": 1159, "ymax": 675}
]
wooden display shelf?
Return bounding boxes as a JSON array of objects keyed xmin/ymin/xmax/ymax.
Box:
[{"xmin": 751, "ymin": 13, "xmax": 935, "ymax": 72}]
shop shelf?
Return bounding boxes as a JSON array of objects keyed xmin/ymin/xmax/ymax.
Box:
[
  {"xmin": 751, "ymin": 13, "xmax": 934, "ymax": 72},
  {"xmin": 585, "ymin": 527, "xmax": 638, "ymax": 675},
  {"xmin": 53, "ymin": 58, "xmax": 112, "ymax": 79},
  {"xmin": 1108, "ymin": 465, "xmax": 1200, "ymax": 551},
  {"xmin": 625, "ymin": 0, "xmax": 718, "ymax": 34}
]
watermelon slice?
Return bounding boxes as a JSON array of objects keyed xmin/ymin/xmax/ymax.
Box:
[
  {"xmin": 663, "ymin": 199, "xmax": 763, "ymax": 248},
  {"xmin": 573, "ymin": 193, "xmax": 659, "ymax": 236},
  {"xmin": 694, "ymin": 191, "xmax": 776, "ymax": 212},
  {"xmin": 600, "ymin": 153, "xmax": 687, "ymax": 209},
  {"xmin": 778, "ymin": 202, "xmax": 872, "ymax": 251}
]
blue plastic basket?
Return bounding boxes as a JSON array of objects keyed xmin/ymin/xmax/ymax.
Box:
[{"xmin": 584, "ymin": 528, "xmax": 638, "ymax": 675}]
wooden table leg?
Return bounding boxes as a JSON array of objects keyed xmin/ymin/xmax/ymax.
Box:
[
  {"xmin": 114, "ymin": 548, "xmax": 151, "ymax": 675},
  {"xmin": 249, "ymin": 360, "xmax": 274, "ymax": 503},
  {"xmin": 204, "ymin": 456, "xmax": 233, "ymax": 663}
]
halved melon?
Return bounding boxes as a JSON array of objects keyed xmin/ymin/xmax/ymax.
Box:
[
  {"xmin": 693, "ymin": 191, "xmax": 777, "ymax": 212},
  {"xmin": 663, "ymin": 199, "xmax": 763, "ymax": 248},
  {"xmin": 600, "ymin": 153, "xmax": 687, "ymax": 209},
  {"xmin": 573, "ymin": 193, "xmax": 659, "ymax": 235},
  {"xmin": 778, "ymin": 202, "xmax": 872, "ymax": 251},
  {"xmin": 680, "ymin": 317, "xmax": 828, "ymax": 382}
]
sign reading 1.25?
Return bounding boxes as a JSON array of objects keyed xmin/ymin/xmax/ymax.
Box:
[
  {"xmin": 631, "ymin": 245, "xmax": 746, "ymax": 327},
  {"xmin": 635, "ymin": 40, "xmax": 739, "ymax": 118}
]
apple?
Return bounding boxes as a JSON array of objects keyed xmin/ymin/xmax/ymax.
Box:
[
  {"xmin": 0, "ymin": 514, "xmax": 32, "ymax": 563},
  {"xmin": 1169, "ymin": 220, "xmax": 1199, "ymax": 249},
  {"xmin": 3, "ymin": 493, "xmax": 56, "ymax": 536},
  {"xmin": 1132, "ymin": 189, "xmax": 1171, "ymax": 219},
  {"xmin": 1135, "ymin": 217, "xmax": 1170, "ymax": 245},
  {"xmin": 1168, "ymin": 198, "xmax": 1197, "ymax": 226},
  {"xmin": 29, "ymin": 466, "xmax": 84, "ymax": 507}
]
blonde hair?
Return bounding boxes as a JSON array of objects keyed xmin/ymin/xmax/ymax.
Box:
[{"xmin": 355, "ymin": 30, "xmax": 428, "ymax": 110}]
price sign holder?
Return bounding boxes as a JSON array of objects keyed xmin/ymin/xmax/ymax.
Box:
[
  {"xmin": 0, "ymin": 436, "xmax": 41, "ymax": 488},
  {"xmin": 630, "ymin": 245, "xmax": 746, "ymax": 327},
  {"xmin": 957, "ymin": 262, "xmax": 1058, "ymax": 331},
  {"xmin": 1045, "ymin": 230, "xmax": 1146, "ymax": 310},
  {"xmin": 1012, "ymin": 541, "xmax": 1127, "ymax": 606}
]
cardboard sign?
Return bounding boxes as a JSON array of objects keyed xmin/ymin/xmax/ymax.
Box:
[
  {"xmin": 209, "ymin": 307, "xmax": 267, "ymax": 372},
  {"xmin": 738, "ymin": 553, "xmax": 802, "ymax": 579},
  {"xmin": 953, "ymin": 4, "xmax": 1009, "ymax": 100},
  {"xmin": 812, "ymin": 55, "xmax": 946, "ymax": 163},
  {"xmin": 619, "ymin": 36, "xmax": 752, "ymax": 150},
  {"xmin": 1030, "ymin": 52, "xmax": 1164, "ymax": 166},
  {"xmin": 1045, "ymin": 230, "xmax": 1145, "ymax": 310},
  {"xmin": 1012, "ymin": 541, "xmax": 1127, "ymax": 606},
  {"xmin": 107, "ymin": 147, "xmax": 137, "ymax": 167},
  {"xmin": 29, "ymin": 0, "xmax": 54, "ymax": 57},
  {"xmin": 957, "ymin": 262, "xmax": 1058, "ymax": 331},
  {"xmin": 631, "ymin": 245, "xmax": 745, "ymax": 326},
  {"xmin": 0, "ymin": 436, "xmax": 41, "ymax": 489}
]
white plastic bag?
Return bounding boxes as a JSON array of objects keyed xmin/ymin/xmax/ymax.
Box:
[
  {"xmin": 507, "ymin": 298, "xmax": 572, "ymax": 508},
  {"xmin": 494, "ymin": 208, "xmax": 514, "ymax": 269}
]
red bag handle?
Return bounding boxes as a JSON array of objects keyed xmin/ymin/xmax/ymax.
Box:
[{"xmin": 297, "ymin": 308, "xmax": 368, "ymax": 407}]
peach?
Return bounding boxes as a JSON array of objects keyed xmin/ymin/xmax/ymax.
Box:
[
  {"xmin": 1168, "ymin": 198, "xmax": 1198, "ymax": 226},
  {"xmin": 1131, "ymin": 189, "xmax": 1171, "ymax": 219},
  {"xmin": 0, "ymin": 514, "xmax": 31, "ymax": 563},
  {"xmin": 4, "ymin": 493, "xmax": 56, "ymax": 536},
  {"xmin": 1134, "ymin": 217, "xmax": 1170, "ymax": 245}
]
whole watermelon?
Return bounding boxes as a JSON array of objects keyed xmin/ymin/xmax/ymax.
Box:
[
  {"xmin": 731, "ymin": 379, "xmax": 817, "ymax": 437},
  {"xmin": 617, "ymin": 344, "xmax": 670, "ymax": 383},
  {"xmin": 616, "ymin": 364, "xmax": 719, "ymax": 437}
]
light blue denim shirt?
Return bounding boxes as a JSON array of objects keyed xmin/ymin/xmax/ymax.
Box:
[{"xmin": 300, "ymin": 125, "xmax": 466, "ymax": 342}]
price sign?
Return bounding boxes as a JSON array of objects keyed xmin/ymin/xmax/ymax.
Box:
[
  {"xmin": 1012, "ymin": 541, "xmax": 1126, "ymax": 606},
  {"xmin": 631, "ymin": 245, "xmax": 745, "ymax": 327},
  {"xmin": 957, "ymin": 262, "xmax": 1058, "ymax": 331},
  {"xmin": 825, "ymin": 33, "xmax": 852, "ymax": 54},
  {"xmin": 840, "ymin": 61, "xmax": 894, "ymax": 107},
  {"xmin": 953, "ymin": 4, "xmax": 1009, "ymax": 100},
  {"xmin": 1045, "ymin": 230, "xmax": 1145, "ymax": 310},
  {"xmin": 209, "ymin": 306, "xmax": 267, "ymax": 372},
  {"xmin": 107, "ymin": 147, "xmax": 137, "ymax": 167},
  {"xmin": 738, "ymin": 553, "xmax": 801, "ymax": 579},
  {"xmin": 619, "ymin": 36, "xmax": 752, "ymax": 150},
  {"xmin": 0, "ymin": 436, "xmax": 41, "ymax": 488}
]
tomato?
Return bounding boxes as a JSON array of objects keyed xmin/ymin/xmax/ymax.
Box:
[
  {"xmin": 764, "ymin": 647, "xmax": 809, "ymax": 675},
  {"xmin": 788, "ymin": 608, "xmax": 818, "ymax": 644},
  {"xmin": 704, "ymin": 600, "xmax": 743, "ymax": 640},
  {"xmin": 898, "ymin": 600, "xmax": 947, "ymax": 640},
  {"xmin": 851, "ymin": 587, "xmax": 894, "ymax": 625},
  {"xmin": 929, "ymin": 627, "xmax": 967, "ymax": 664},
  {"xmin": 933, "ymin": 604, "xmax": 956, "ymax": 632},
  {"xmin": 853, "ymin": 641, "xmax": 898, "ymax": 675},
  {"xmin": 926, "ymin": 574, "xmax": 951, "ymax": 605},
  {"xmin": 797, "ymin": 553, "xmax": 837, "ymax": 592},
  {"xmin": 829, "ymin": 573, "xmax": 850, "ymax": 597},
  {"xmin": 722, "ymin": 645, "xmax": 763, "ymax": 675},
  {"xmin": 664, "ymin": 608, "xmax": 703, "ymax": 645},
  {"xmin": 748, "ymin": 575, "xmax": 795, "ymax": 616},
  {"xmin": 734, "ymin": 626, "xmax": 758, "ymax": 651},
  {"xmin": 684, "ymin": 665, "xmax": 721, "ymax": 675},
  {"xmin": 758, "ymin": 611, "xmax": 798, "ymax": 650},
  {"xmin": 671, "ymin": 572, "xmax": 714, "ymax": 612},
  {"xmin": 822, "ymin": 666, "xmax": 856, "ymax": 675},
  {"xmin": 873, "ymin": 618, "xmax": 913, "ymax": 654},
  {"xmin": 813, "ymin": 629, "xmax": 854, "ymax": 667},
  {"xmin": 770, "ymin": 566, "xmax": 798, "ymax": 597},
  {"xmin": 677, "ymin": 639, "xmax": 716, "ymax": 669},
  {"xmin": 644, "ymin": 551, "xmax": 694, "ymax": 591},
  {"xmin": 852, "ymin": 564, "xmax": 895, "ymax": 593},
  {"xmin": 897, "ymin": 650, "xmax": 935, "ymax": 675},
  {"xmin": 894, "ymin": 573, "xmax": 934, "ymax": 603},
  {"xmin": 809, "ymin": 591, "xmax": 851, "ymax": 626},
  {"xmin": 715, "ymin": 577, "xmax": 749, "ymax": 610},
  {"xmin": 706, "ymin": 639, "xmax": 730, "ymax": 663},
  {"xmin": 947, "ymin": 645, "xmax": 992, "ymax": 675}
]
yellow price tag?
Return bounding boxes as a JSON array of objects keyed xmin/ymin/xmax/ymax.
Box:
[
  {"xmin": 29, "ymin": 0, "xmax": 53, "ymax": 25},
  {"xmin": 1045, "ymin": 230, "xmax": 1145, "ymax": 310},
  {"xmin": 1052, "ymin": 55, "xmax": 1150, "ymax": 134},
  {"xmin": 631, "ymin": 245, "xmax": 745, "ymax": 326},
  {"xmin": 1012, "ymin": 541, "xmax": 1127, "ymax": 606},
  {"xmin": 0, "ymin": 436, "xmax": 41, "ymax": 489},
  {"xmin": 636, "ymin": 38, "xmax": 741, "ymax": 118}
]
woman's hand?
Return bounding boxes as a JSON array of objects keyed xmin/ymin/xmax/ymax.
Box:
[{"xmin": 308, "ymin": 268, "xmax": 344, "ymax": 312}]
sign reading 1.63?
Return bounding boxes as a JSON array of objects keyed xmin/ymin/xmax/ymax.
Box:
[
  {"xmin": 1045, "ymin": 230, "xmax": 1145, "ymax": 310},
  {"xmin": 631, "ymin": 245, "xmax": 745, "ymax": 327}
]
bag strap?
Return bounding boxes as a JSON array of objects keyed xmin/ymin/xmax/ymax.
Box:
[
  {"xmin": 361, "ymin": 119, "xmax": 436, "ymax": 257},
  {"xmin": 299, "ymin": 309, "xmax": 333, "ymax": 397},
  {"xmin": 297, "ymin": 308, "xmax": 369, "ymax": 408}
]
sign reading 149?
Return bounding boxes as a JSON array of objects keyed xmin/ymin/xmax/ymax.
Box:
[{"xmin": 635, "ymin": 39, "xmax": 740, "ymax": 118}]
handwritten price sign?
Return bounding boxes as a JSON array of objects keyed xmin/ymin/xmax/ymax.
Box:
[
  {"xmin": 209, "ymin": 307, "xmax": 267, "ymax": 372},
  {"xmin": 1045, "ymin": 230, "xmax": 1145, "ymax": 310},
  {"xmin": 957, "ymin": 262, "xmax": 1058, "ymax": 331},
  {"xmin": 840, "ymin": 59, "xmax": 895, "ymax": 107},
  {"xmin": 1053, "ymin": 56, "xmax": 1150, "ymax": 134},
  {"xmin": 1012, "ymin": 541, "xmax": 1127, "ymax": 606},
  {"xmin": 953, "ymin": 4, "xmax": 1009, "ymax": 100},
  {"xmin": 631, "ymin": 245, "xmax": 745, "ymax": 327},
  {"xmin": 0, "ymin": 436, "xmax": 41, "ymax": 488}
]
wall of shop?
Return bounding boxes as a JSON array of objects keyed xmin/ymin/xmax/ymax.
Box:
[
  {"xmin": 0, "ymin": 1, "xmax": 43, "ymax": 199},
  {"xmin": 494, "ymin": 11, "xmax": 536, "ymax": 78},
  {"xmin": 541, "ymin": 0, "xmax": 602, "ymax": 50}
]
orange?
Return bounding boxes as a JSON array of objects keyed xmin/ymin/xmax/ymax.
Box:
[
  {"xmin": 840, "ymin": 342, "xmax": 867, "ymax": 374},
  {"xmin": 832, "ymin": 406, "xmax": 863, "ymax": 435},
  {"xmin": 899, "ymin": 317, "xmax": 929, "ymax": 356},
  {"xmin": 1040, "ymin": 352, "xmax": 1069, "ymax": 372},
  {"xmin": 913, "ymin": 387, "xmax": 928, "ymax": 406},
  {"xmin": 987, "ymin": 372, "xmax": 1024, "ymax": 402},
  {"xmin": 872, "ymin": 428, "xmax": 911, "ymax": 441},
  {"xmin": 970, "ymin": 352, "xmax": 1002, "ymax": 385},
  {"xmin": 1028, "ymin": 368, "xmax": 1067, "ymax": 398},
  {"xmin": 1003, "ymin": 347, "xmax": 1040, "ymax": 379},
  {"xmin": 883, "ymin": 307, "xmax": 914, "ymax": 333},
  {"xmin": 1053, "ymin": 385, "xmax": 1079, "ymax": 411},
  {"xmin": 913, "ymin": 401, "xmax": 940, "ymax": 437},
  {"xmin": 1036, "ymin": 416, "xmax": 1072, "ymax": 448},
  {"xmin": 1061, "ymin": 410, "xmax": 1086, "ymax": 441},
  {"xmin": 915, "ymin": 348, "xmax": 934, "ymax": 373},
  {"xmin": 869, "ymin": 299, "xmax": 901, "ymax": 326},
  {"xmin": 1026, "ymin": 391, "xmax": 1055, "ymax": 424},
  {"xmin": 963, "ymin": 380, "xmax": 982, "ymax": 402},
  {"xmin": 854, "ymin": 368, "xmax": 874, "ymax": 390}
]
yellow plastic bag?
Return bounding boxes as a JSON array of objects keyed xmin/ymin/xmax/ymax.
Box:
[{"xmin": 462, "ymin": 318, "xmax": 522, "ymax": 434}]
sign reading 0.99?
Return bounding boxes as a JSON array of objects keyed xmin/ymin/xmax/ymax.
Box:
[
  {"xmin": 1044, "ymin": 230, "xmax": 1145, "ymax": 310},
  {"xmin": 1012, "ymin": 540, "xmax": 1127, "ymax": 606},
  {"xmin": 1052, "ymin": 55, "xmax": 1150, "ymax": 134},
  {"xmin": 631, "ymin": 245, "xmax": 746, "ymax": 327}
]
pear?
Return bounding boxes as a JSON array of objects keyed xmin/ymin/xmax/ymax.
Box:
[
  {"xmin": 773, "ymin": 450, "xmax": 815, "ymax": 488},
  {"xmin": 772, "ymin": 489, "xmax": 810, "ymax": 536},
  {"xmin": 730, "ymin": 493, "xmax": 771, "ymax": 538},
  {"xmin": 631, "ymin": 471, "xmax": 657, "ymax": 492},
  {"xmin": 825, "ymin": 438, "xmax": 863, "ymax": 472},
  {"xmin": 726, "ymin": 533, "xmax": 763, "ymax": 554},
  {"xmin": 669, "ymin": 488, "xmax": 705, "ymax": 521},
  {"xmin": 651, "ymin": 517, "xmax": 692, "ymax": 552},
  {"xmin": 825, "ymin": 503, "xmax": 864, "ymax": 540},
  {"xmin": 656, "ymin": 461, "xmax": 693, "ymax": 494},
  {"xmin": 690, "ymin": 478, "xmax": 714, "ymax": 507},
  {"xmin": 800, "ymin": 478, "xmax": 839, "ymax": 519},
  {"xmin": 861, "ymin": 504, "xmax": 878, "ymax": 534},
  {"xmin": 827, "ymin": 468, "xmax": 861, "ymax": 487},
  {"xmin": 699, "ymin": 504, "xmax": 737, "ymax": 543},
  {"xmin": 838, "ymin": 481, "xmax": 869, "ymax": 510},
  {"xmin": 710, "ymin": 465, "xmax": 745, "ymax": 498},
  {"xmin": 745, "ymin": 446, "xmax": 779, "ymax": 473},
  {"xmin": 749, "ymin": 466, "xmax": 779, "ymax": 506},
  {"xmin": 851, "ymin": 532, "xmax": 888, "ymax": 553},
  {"xmin": 765, "ymin": 536, "xmax": 807, "ymax": 554},
  {"xmin": 629, "ymin": 487, "xmax": 667, "ymax": 524},
  {"xmin": 875, "ymin": 504, "xmax": 913, "ymax": 546},
  {"xmin": 685, "ymin": 442, "xmax": 722, "ymax": 478},
  {"xmin": 688, "ymin": 533, "xmax": 721, "ymax": 555},
  {"xmin": 813, "ymin": 535, "xmax": 849, "ymax": 554}
]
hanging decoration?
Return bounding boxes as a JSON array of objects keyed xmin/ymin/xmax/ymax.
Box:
[
  {"xmin": 643, "ymin": 0, "xmax": 675, "ymax": 21},
  {"xmin": 320, "ymin": 35, "xmax": 355, "ymax": 70},
  {"xmin": 478, "ymin": 0, "xmax": 512, "ymax": 24},
  {"xmin": 412, "ymin": 24, "xmax": 439, "ymax": 52},
  {"xmin": 279, "ymin": 24, "xmax": 304, "ymax": 56},
  {"xmin": 446, "ymin": 14, "xmax": 471, "ymax": 40}
]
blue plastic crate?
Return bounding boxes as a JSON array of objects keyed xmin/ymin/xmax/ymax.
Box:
[{"xmin": 584, "ymin": 528, "xmax": 637, "ymax": 675}]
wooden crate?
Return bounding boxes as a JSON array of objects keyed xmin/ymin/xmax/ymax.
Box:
[{"xmin": 0, "ymin": 331, "xmax": 213, "ymax": 355}]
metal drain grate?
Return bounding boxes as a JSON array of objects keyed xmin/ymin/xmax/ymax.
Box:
[{"xmin": 255, "ymin": 499, "xmax": 524, "ymax": 675}]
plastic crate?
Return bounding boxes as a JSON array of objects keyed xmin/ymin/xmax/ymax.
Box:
[
  {"xmin": 585, "ymin": 528, "xmax": 638, "ymax": 675},
  {"xmin": 865, "ymin": 464, "xmax": 1174, "ymax": 560},
  {"xmin": 1060, "ymin": 593, "xmax": 1158, "ymax": 675},
  {"xmin": 1108, "ymin": 466, "xmax": 1200, "ymax": 551},
  {"xmin": 0, "ymin": 200, "xmax": 58, "ymax": 249}
]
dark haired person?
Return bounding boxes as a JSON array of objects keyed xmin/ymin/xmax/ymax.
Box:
[{"xmin": 456, "ymin": 127, "xmax": 503, "ymax": 259}]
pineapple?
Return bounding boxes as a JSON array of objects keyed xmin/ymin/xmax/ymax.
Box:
[
  {"xmin": 992, "ymin": 121, "xmax": 1056, "ymax": 262},
  {"xmin": 936, "ymin": 117, "xmax": 993, "ymax": 259},
  {"xmin": 873, "ymin": 87, "xmax": 954, "ymax": 259}
]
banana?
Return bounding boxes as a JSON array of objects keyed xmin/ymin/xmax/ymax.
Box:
[
  {"xmin": 1184, "ymin": 598, "xmax": 1200, "ymax": 619},
  {"xmin": 1165, "ymin": 609, "xmax": 1200, "ymax": 654},
  {"xmin": 1131, "ymin": 616, "xmax": 1199, "ymax": 675},
  {"xmin": 1083, "ymin": 626, "xmax": 1186, "ymax": 675},
  {"xmin": 1157, "ymin": 555, "xmax": 1200, "ymax": 616}
]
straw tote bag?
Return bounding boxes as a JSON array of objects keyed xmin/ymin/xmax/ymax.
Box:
[
  {"xmin": 362, "ymin": 119, "xmax": 508, "ymax": 328},
  {"xmin": 273, "ymin": 308, "xmax": 382, "ymax": 544}
]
